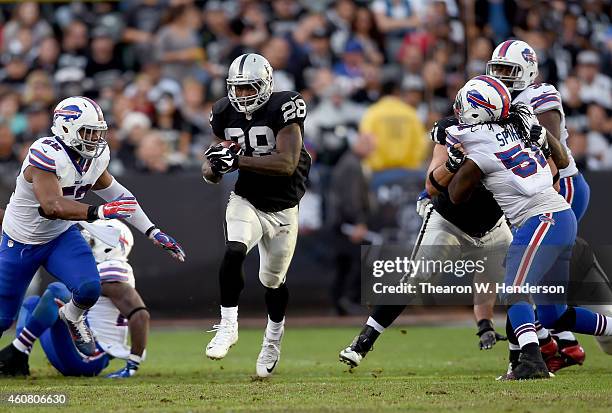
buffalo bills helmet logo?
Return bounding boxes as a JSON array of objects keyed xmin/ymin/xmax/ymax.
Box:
[
  {"xmin": 521, "ymin": 48, "xmax": 536, "ymax": 63},
  {"xmin": 54, "ymin": 104, "xmax": 83, "ymax": 122},
  {"xmin": 466, "ymin": 89, "xmax": 496, "ymax": 116}
]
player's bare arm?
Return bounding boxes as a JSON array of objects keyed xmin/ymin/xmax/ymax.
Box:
[
  {"xmin": 103, "ymin": 282, "xmax": 149, "ymax": 357},
  {"xmin": 448, "ymin": 159, "xmax": 483, "ymax": 204},
  {"xmin": 425, "ymin": 144, "xmax": 454, "ymax": 196},
  {"xmin": 537, "ymin": 110, "xmax": 569, "ymax": 169},
  {"xmin": 28, "ymin": 166, "xmax": 92, "ymax": 220},
  {"xmin": 237, "ymin": 123, "xmax": 302, "ymax": 176},
  {"xmin": 202, "ymin": 136, "xmax": 224, "ymax": 183}
]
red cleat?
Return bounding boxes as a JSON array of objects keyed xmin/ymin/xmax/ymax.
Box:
[
  {"xmin": 540, "ymin": 338, "xmax": 559, "ymax": 359},
  {"xmin": 546, "ymin": 343, "xmax": 586, "ymax": 373}
]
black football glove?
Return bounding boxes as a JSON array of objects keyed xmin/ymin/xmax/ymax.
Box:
[
  {"xmin": 445, "ymin": 144, "xmax": 466, "ymax": 173},
  {"xmin": 205, "ymin": 145, "xmax": 239, "ymax": 175},
  {"xmin": 430, "ymin": 116, "xmax": 460, "ymax": 145},
  {"xmin": 529, "ymin": 125, "xmax": 552, "ymax": 158},
  {"xmin": 476, "ymin": 319, "xmax": 507, "ymax": 350}
]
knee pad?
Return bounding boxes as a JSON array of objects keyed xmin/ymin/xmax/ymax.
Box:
[
  {"xmin": 46, "ymin": 282, "xmax": 71, "ymax": 304},
  {"xmin": 259, "ymin": 272, "xmax": 284, "ymax": 289},
  {"xmin": 72, "ymin": 280, "xmax": 101, "ymax": 308},
  {"xmin": 539, "ymin": 305, "xmax": 575, "ymax": 330}
]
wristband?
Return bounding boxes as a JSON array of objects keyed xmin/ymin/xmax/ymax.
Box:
[
  {"xmin": 127, "ymin": 306, "xmax": 149, "ymax": 320},
  {"xmin": 86, "ymin": 205, "xmax": 99, "ymax": 222},
  {"xmin": 476, "ymin": 319, "xmax": 495, "ymax": 336},
  {"xmin": 552, "ymin": 171, "xmax": 560, "ymax": 184},
  {"xmin": 429, "ymin": 170, "xmax": 448, "ymax": 193},
  {"xmin": 145, "ymin": 225, "xmax": 157, "ymax": 238}
]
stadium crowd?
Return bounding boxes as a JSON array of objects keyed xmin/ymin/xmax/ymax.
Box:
[{"xmin": 0, "ymin": 0, "xmax": 609, "ymax": 181}]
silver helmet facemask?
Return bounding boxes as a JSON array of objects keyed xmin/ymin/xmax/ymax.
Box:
[
  {"xmin": 73, "ymin": 124, "xmax": 108, "ymax": 159},
  {"xmin": 227, "ymin": 77, "xmax": 272, "ymax": 115}
]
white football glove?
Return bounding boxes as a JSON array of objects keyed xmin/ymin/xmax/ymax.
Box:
[{"xmin": 416, "ymin": 190, "xmax": 432, "ymax": 218}]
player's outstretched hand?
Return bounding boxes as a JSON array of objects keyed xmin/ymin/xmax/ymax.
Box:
[
  {"xmin": 149, "ymin": 228, "xmax": 186, "ymax": 262},
  {"xmin": 476, "ymin": 319, "xmax": 507, "ymax": 350},
  {"xmin": 205, "ymin": 145, "xmax": 239, "ymax": 175},
  {"xmin": 99, "ymin": 196, "xmax": 137, "ymax": 220},
  {"xmin": 416, "ymin": 189, "xmax": 431, "ymax": 218}
]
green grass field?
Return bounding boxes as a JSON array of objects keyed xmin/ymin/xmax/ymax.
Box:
[{"xmin": 1, "ymin": 326, "xmax": 611, "ymax": 412}]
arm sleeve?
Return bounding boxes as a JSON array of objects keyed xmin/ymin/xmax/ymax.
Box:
[
  {"xmin": 209, "ymin": 98, "xmax": 227, "ymax": 138},
  {"xmin": 93, "ymin": 178, "xmax": 155, "ymax": 235}
]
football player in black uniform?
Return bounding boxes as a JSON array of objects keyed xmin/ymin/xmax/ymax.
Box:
[
  {"xmin": 339, "ymin": 116, "xmax": 512, "ymax": 367},
  {"xmin": 201, "ymin": 53, "xmax": 310, "ymax": 378}
]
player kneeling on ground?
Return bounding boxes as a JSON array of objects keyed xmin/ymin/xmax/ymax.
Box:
[
  {"xmin": 202, "ymin": 54, "xmax": 310, "ymax": 378},
  {"xmin": 0, "ymin": 220, "xmax": 149, "ymax": 378}
]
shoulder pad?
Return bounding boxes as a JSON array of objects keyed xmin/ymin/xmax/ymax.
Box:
[
  {"xmin": 212, "ymin": 97, "xmax": 230, "ymax": 115},
  {"xmin": 28, "ymin": 138, "xmax": 64, "ymax": 174}
]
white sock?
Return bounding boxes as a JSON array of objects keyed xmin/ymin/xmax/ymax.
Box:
[
  {"xmin": 553, "ymin": 330, "xmax": 577, "ymax": 341},
  {"xmin": 12, "ymin": 327, "xmax": 37, "ymax": 354},
  {"xmin": 366, "ymin": 317, "xmax": 385, "ymax": 334},
  {"xmin": 63, "ymin": 300, "xmax": 86, "ymax": 321},
  {"xmin": 535, "ymin": 324, "xmax": 550, "ymax": 340},
  {"xmin": 220, "ymin": 306, "xmax": 238, "ymax": 324},
  {"xmin": 595, "ymin": 314, "xmax": 612, "ymax": 336},
  {"xmin": 265, "ymin": 317, "xmax": 284, "ymax": 341},
  {"xmin": 508, "ymin": 342, "xmax": 520, "ymax": 351},
  {"xmin": 515, "ymin": 323, "xmax": 538, "ymax": 348}
]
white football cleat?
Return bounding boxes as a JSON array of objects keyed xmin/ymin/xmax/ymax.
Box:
[
  {"xmin": 339, "ymin": 346, "xmax": 363, "ymax": 368},
  {"xmin": 205, "ymin": 321, "xmax": 238, "ymax": 360},
  {"xmin": 256, "ymin": 329, "xmax": 283, "ymax": 378}
]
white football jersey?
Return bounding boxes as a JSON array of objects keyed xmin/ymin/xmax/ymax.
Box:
[
  {"xmin": 87, "ymin": 259, "xmax": 135, "ymax": 360},
  {"xmin": 446, "ymin": 123, "xmax": 569, "ymax": 226},
  {"xmin": 2, "ymin": 137, "xmax": 110, "ymax": 244},
  {"xmin": 513, "ymin": 83, "xmax": 578, "ymax": 178}
]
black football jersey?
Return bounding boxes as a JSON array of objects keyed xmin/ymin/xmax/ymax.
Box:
[{"xmin": 210, "ymin": 91, "xmax": 311, "ymax": 212}]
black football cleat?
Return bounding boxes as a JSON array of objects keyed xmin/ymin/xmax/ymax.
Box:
[
  {"xmin": 0, "ymin": 344, "xmax": 30, "ymax": 377},
  {"xmin": 499, "ymin": 349, "xmax": 551, "ymax": 380}
]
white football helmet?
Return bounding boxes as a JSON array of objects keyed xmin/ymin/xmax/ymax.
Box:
[
  {"xmin": 50, "ymin": 96, "xmax": 108, "ymax": 159},
  {"xmin": 81, "ymin": 220, "xmax": 134, "ymax": 263},
  {"xmin": 227, "ymin": 53, "xmax": 273, "ymax": 116},
  {"xmin": 486, "ymin": 40, "xmax": 538, "ymax": 92},
  {"xmin": 454, "ymin": 75, "xmax": 511, "ymax": 125}
]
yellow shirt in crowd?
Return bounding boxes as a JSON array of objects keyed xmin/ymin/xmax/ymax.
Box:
[{"xmin": 360, "ymin": 96, "xmax": 428, "ymax": 171}]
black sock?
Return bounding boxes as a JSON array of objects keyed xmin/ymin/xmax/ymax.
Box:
[
  {"xmin": 219, "ymin": 242, "xmax": 247, "ymax": 307},
  {"xmin": 370, "ymin": 305, "xmax": 406, "ymax": 329},
  {"xmin": 265, "ymin": 283, "xmax": 289, "ymax": 323},
  {"xmin": 522, "ymin": 342, "xmax": 540, "ymax": 356}
]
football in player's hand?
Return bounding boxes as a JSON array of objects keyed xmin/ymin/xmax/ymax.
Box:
[{"xmin": 217, "ymin": 140, "xmax": 243, "ymax": 155}]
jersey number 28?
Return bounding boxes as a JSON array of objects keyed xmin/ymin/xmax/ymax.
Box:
[{"xmin": 224, "ymin": 126, "xmax": 275, "ymax": 157}]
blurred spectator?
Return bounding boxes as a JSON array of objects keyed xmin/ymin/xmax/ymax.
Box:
[
  {"xmin": 585, "ymin": 104, "xmax": 612, "ymax": 169},
  {"xmin": 135, "ymin": 131, "xmax": 182, "ymax": 174},
  {"xmin": 152, "ymin": 93, "xmax": 192, "ymax": 163},
  {"xmin": 569, "ymin": 51, "xmax": 612, "ymax": 109},
  {"xmin": 85, "ymin": 27, "xmax": 126, "ymax": 92},
  {"xmin": 327, "ymin": 132, "xmax": 376, "ymax": 315},
  {"xmin": 306, "ymin": 82, "xmax": 365, "ymax": 166},
  {"xmin": 32, "ymin": 37, "xmax": 60, "ymax": 73},
  {"xmin": 371, "ymin": 0, "xmax": 420, "ymax": 59},
  {"xmin": 116, "ymin": 111, "xmax": 152, "ymax": 171},
  {"xmin": 122, "ymin": 0, "xmax": 165, "ymax": 67},
  {"xmin": 333, "ymin": 39, "xmax": 367, "ymax": 91},
  {"xmin": 562, "ymin": 75, "xmax": 589, "ymax": 132},
  {"xmin": 22, "ymin": 71, "xmax": 54, "ymax": 108},
  {"xmin": 0, "ymin": 92, "xmax": 27, "ymax": 137},
  {"xmin": 58, "ymin": 20, "xmax": 89, "ymax": 71},
  {"xmin": 19, "ymin": 103, "xmax": 51, "ymax": 143},
  {"xmin": 351, "ymin": 6, "xmax": 385, "ymax": 66},
  {"xmin": 180, "ymin": 77, "xmax": 213, "ymax": 152},
  {"xmin": 2, "ymin": 2, "xmax": 52, "ymax": 55},
  {"xmin": 0, "ymin": 123, "xmax": 19, "ymax": 170},
  {"xmin": 0, "ymin": 53, "xmax": 30, "ymax": 91},
  {"xmin": 155, "ymin": 5, "xmax": 205, "ymax": 82},
  {"xmin": 269, "ymin": 0, "xmax": 305, "ymax": 38},
  {"xmin": 360, "ymin": 80, "xmax": 427, "ymax": 171},
  {"xmin": 262, "ymin": 37, "xmax": 303, "ymax": 92}
]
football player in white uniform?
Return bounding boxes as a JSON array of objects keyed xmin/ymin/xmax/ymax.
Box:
[
  {"xmin": 0, "ymin": 220, "xmax": 149, "ymax": 377},
  {"xmin": 202, "ymin": 54, "xmax": 310, "ymax": 377},
  {"xmin": 448, "ymin": 75, "xmax": 612, "ymax": 379},
  {"xmin": 0, "ymin": 96, "xmax": 184, "ymax": 363},
  {"xmin": 487, "ymin": 39, "xmax": 612, "ymax": 370}
]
